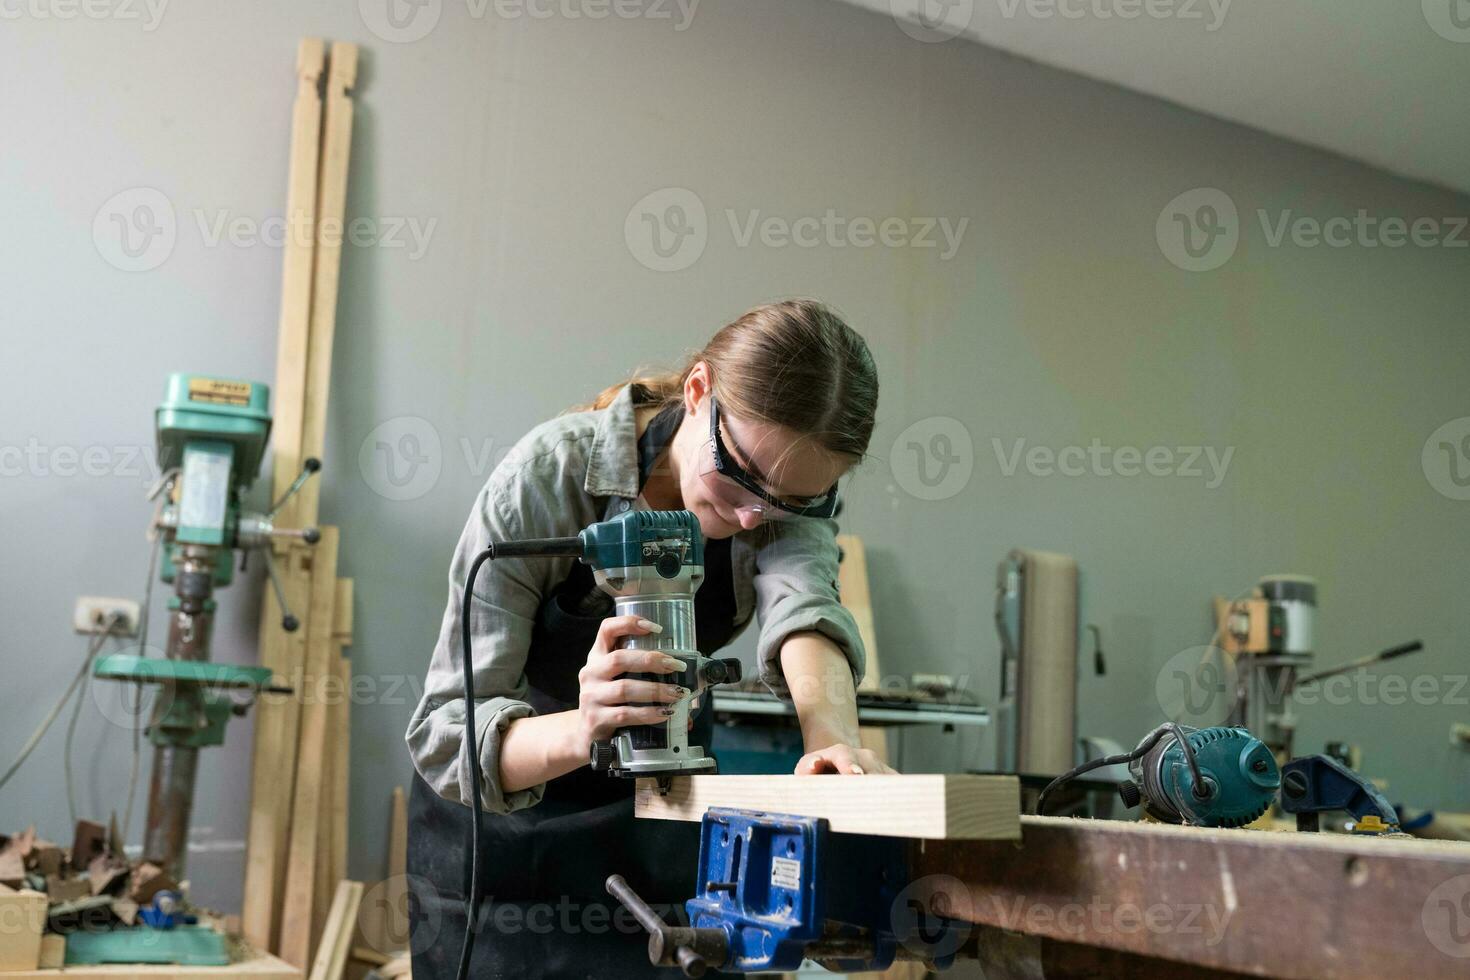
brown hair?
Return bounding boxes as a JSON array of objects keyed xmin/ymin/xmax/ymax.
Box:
[{"xmin": 580, "ymin": 300, "xmax": 879, "ymax": 460}]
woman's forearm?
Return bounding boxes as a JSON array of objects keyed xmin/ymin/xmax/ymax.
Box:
[
  {"xmin": 780, "ymin": 630, "xmax": 862, "ymax": 750},
  {"xmin": 497, "ymin": 710, "xmax": 587, "ymax": 794}
]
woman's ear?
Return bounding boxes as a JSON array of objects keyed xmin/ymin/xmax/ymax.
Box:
[{"xmin": 683, "ymin": 361, "xmax": 711, "ymax": 416}]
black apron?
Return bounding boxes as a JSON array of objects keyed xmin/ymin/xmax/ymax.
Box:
[{"xmin": 408, "ymin": 405, "xmax": 741, "ymax": 979}]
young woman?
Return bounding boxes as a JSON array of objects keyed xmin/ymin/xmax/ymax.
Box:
[{"xmin": 405, "ymin": 300, "xmax": 891, "ymax": 978}]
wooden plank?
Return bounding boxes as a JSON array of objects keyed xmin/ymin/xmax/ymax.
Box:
[
  {"xmin": 244, "ymin": 37, "xmax": 326, "ymax": 956},
  {"xmin": 635, "ymin": 775, "xmax": 1019, "ymax": 840},
  {"xmin": 0, "ymin": 950, "xmax": 300, "ymax": 979},
  {"xmin": 244, "ymin": 544, "xmax": 317, "ymax": 953},
  {"xmin": 329, "ymin": 650, "xmax": 351, "ymax": 890},
  {"xmin": 917, "ymin": 815, "xmax": 1470, "ymax": 980},
  {"xmin": 318, "ymin": 580, "xmax": 353, "ymax": 942},
  {"xmin": 279, "ymin": 528, "xmax": 342, "ymax": 968},
  {"xmin": 836, "ymin": 534, "xmax": 880, "ymax": 691},
  {"xmin": 268, "ymin": 37, "xmax": 326, "ymax": 532},
  {"xmin": 388, "ymin": 787, "xmax": 407, "ymax": 881},
  {"xmin": 294, "ymin": 41, "xmax": 357, "ymax": 528},
  {"xmin": 332, "ymin": 578, "xmax": 353, "ymax": 642},
  {"xmin": 0, "ymin": 887, "xmax": 46, "ymax": 970},
  {"xmin": 308, "ymin": 881, "xmax": 364, "ymax": 980},
  {"xmin": 315, "ymin": 650, "xmax": 349, "ymax": 942},
  {"xmin": 836, "ymin": 534, "xmax": 893, "ymax": 769},
  {"xmin": 358, "ymin": 786, "xmax": 409, "ymax": 957}
]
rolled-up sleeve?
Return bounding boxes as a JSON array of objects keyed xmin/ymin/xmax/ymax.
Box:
[
  {"xmin": 751, "ymin": 517, "xmax": 866, "ymax": 698},
  {"xmin": 405, "ymin": 458, "xmax": 577, "ymax": 815}
]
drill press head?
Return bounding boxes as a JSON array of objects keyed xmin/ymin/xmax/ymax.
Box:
[{"xmin": 582, "ymin": 510, "xmax": 743, "ymax": 779}]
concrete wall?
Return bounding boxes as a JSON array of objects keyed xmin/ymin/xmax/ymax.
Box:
[{"xmin": 2, "ymin": 0, "xmax": 1467, "ymax": 911}]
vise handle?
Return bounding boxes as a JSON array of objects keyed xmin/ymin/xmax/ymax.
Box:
[{"xmin": 605, "ymin": 874, "xmax": 727, "ymax": 978}]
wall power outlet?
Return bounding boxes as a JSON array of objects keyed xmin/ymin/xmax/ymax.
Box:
[{"xmin": 73, "ymin": 597, "xmax": 141, "ymax": 637}]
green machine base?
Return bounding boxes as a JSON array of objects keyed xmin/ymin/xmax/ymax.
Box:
[{"xmin": 65, "ymin": 925, "xmax": 230, "ymax": 966}]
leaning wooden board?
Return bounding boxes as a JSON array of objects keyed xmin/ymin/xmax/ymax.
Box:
[{"xmin": 635, "ymin": 775, "xmax": 1019, "ymax": 840}]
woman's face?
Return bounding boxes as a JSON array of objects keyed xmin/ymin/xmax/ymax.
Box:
[{"xmin": 673, "ymin": 367, "xmax": 852, "ymax": 540}]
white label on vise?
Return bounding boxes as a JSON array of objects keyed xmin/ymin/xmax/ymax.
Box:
[{"xmin": 770, "ymin": 857, "xmax": 801, "ymax": 890}]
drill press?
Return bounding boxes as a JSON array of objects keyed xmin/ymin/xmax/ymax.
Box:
[{"xmin": 92, "ymin": 374, "xmax": 321, "ymax": 879}]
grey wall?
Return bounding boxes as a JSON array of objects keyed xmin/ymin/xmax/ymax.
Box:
[{"xmin": 3, "ymin": 0, "xmax": 1467, "ymax": 913}]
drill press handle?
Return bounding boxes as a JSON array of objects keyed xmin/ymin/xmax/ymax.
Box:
[{"xmin": 237, "ymin": 457, "xmax": 325, "ymax": 632}]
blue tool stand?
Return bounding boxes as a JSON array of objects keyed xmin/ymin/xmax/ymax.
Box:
[{"xmin": 608, "ymin": 807, "xmax": 972, "ymax": 976}]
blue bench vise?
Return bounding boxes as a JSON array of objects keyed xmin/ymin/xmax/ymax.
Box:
[
  {"xmin": 607, "ymin": 807, "xmax": 973, "ymax": 977},
  {"xmin": 1279, "ymin": 754, "xmax": 1403, "ymax": 834}
]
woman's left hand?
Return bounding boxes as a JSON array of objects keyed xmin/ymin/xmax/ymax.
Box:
[{"xmin": 794, "ymin": 743, "xmax": 897, "ymax": 775}]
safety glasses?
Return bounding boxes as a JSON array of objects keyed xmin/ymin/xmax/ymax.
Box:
[{"xmin": 697, "ymin": 395, "xmax": 840, "ymax": 520}]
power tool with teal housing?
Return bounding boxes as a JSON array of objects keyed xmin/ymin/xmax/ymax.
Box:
[
  {"xmin": 1037, "ymin": 722, "xmax": 1283, "ymax": 828},
  {"xmin": 468, "ymin": 509, "xmax": 742, "ymax": 783},
  {"xmin": 1119, "ymin": 725, "xmax": 1282, "ymax": 828},
  {"xmin": 454, "ymin": 509, "xmax": 744, "ymax": 978},
  {"xmin": 91, "ymin": 374, "xmax": 322, "ymax": 884}
]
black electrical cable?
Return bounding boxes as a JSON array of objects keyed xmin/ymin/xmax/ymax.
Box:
[
  {"xmin": 454, "ymin": 535, "xmax": 585, "ymax": 980},
  {"xmin": 455, "ymin": 547, "xmax": 495, "ymax": 980},
  {"xmin": 1035, "ymin": 722, "xmax": 1207, "ymax": 817}
]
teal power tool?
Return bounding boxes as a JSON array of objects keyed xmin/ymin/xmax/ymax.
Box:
[
  {"xmin": 86, "ymin": 374, "xmax": 321, "ymax": 965},
  {"xmin": 1119, "ymin": 725, "xmax": 1282, "ymax": 828},
  {"xmin": 453, "ymin": 509, "xmax": 743, "ymax": 980},
  {"xmin": 1037, "ymin": 724, "xmax": 1282, "ymax": 828}
]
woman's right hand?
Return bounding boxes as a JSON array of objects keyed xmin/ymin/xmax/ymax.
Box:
[{"xmin": 575, "ymin": 615, "xmax": 688, "ymax": 748}]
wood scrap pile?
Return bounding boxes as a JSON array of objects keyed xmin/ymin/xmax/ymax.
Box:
[
  {"xmin": 0, "ymin": 819, "xmax": 236, "ymax": 971},
  {"xmin": 0, "ymin": 821, "xmax": 180, "ymax": 928}
]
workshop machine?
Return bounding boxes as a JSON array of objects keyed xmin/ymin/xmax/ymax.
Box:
[
  {"xmin": 994, "ymin": 549, "xmax": 1080, "ymax": 775},
  {"xmin": 1221, "ymin": 574, "xmax": 1319, "ymax": 758},
  {"xmin": 453, "ymin": 509, "xmax": 743, "ymax": 978},
  {"xmin": 1217, "ymin": 575, "xmax": 1424, "ymax": 759},
  {"xmin": 85, "ymin": 374, "xmax": 320, "ymax": 964}
]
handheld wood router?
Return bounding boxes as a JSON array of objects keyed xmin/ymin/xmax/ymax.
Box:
[
  {"xmin": 457, "ymin": 512, "xmax": 740, "ymax": 978},
  {"xmin": 467, "ymin": 509, "xmax": 742, "ymax": 783}
]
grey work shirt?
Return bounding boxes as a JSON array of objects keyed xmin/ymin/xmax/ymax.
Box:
[{"xmin": 405, "ymin": 384, "xmax": 866, "ymax": 815}]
